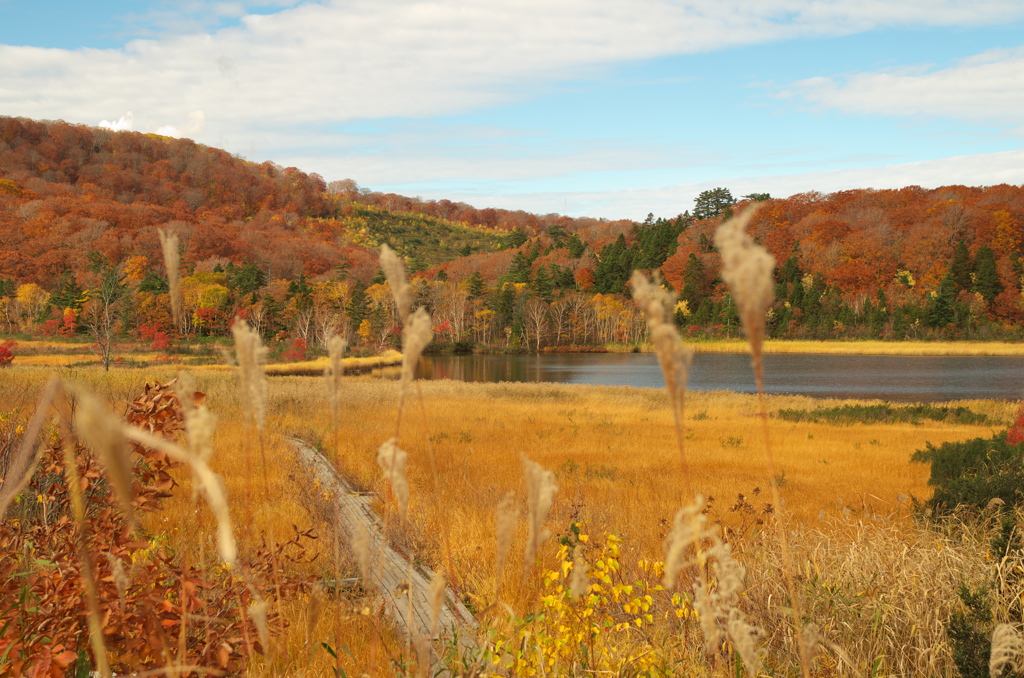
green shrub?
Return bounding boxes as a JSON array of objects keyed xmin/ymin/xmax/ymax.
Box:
[
  {"xmin": 777, "ymin": 403, "xmax": 989, "ymax": 426},
  {"xmin": 912, "ymin": 432, "xmax": 1024, "ymax": 510}
]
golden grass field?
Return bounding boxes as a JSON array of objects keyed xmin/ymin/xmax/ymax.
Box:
[{"xmin": 2, "ymin": 358, "xmax": 1018, "ymax": 676}]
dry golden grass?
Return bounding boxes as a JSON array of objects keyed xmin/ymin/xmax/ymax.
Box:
[
  {"xmin": 1, "ymin": 364, "xmax": 1017, "ymax": 675},
  {"xmin": 265, "ymin": 349, "xmax": 402, "ymax": 376}
]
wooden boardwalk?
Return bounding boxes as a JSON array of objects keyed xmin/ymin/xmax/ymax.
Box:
[{"xmin": 288, "ymin": 438, "xmax": 478, "ymax": 655}]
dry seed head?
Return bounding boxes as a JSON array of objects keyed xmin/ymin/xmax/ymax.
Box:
[
  {"xmin": 400, "ymin": 308, "xmax": 434, "ymax": 402},
  {"xmin": 714, "ymin": 206, "xmax": 774, "ymax": 357},
  {"xmin": 569, "ymin": 545, "xmax": 589, "ymax": 600},
  {"xmin": 428, "ymin": 571, "xmax": 446, "ymax": 637},
  {"xmin": 75, "ymin": 391, "xmax": 136, "ymax": 527},
  {"xmin": 248, "ymin": 599, "xmax": 268, "ymax": 650},
  {"xmin": 495, "ymin": 492, "xmax": 518, "ymax": 585},
  {"xmin": 353, "ymin": 521, "xmax": 373, "ymax": 588},
  {"xmin": 307, "ymin": 583, "xmax": 325, "ymax": 646},
  {"xmin": 630, "ymin": 272, "xmax": 693, "ymax": 404},
  {"xmin": 175, "ymin": 376, "xmax": 216, "ymax": 464},
  {"xmin": 802, "ymin": 622, "xmax": 820, "ymax": 659},
  {"xmin": 157, "ymin": 228, "xmax": 182, "ymax": 330},
  {"xmin": 727, "ymin": 610, "xmax": 765, "ymax": 678},
  {"xmin": 103, "ymin": 552, "xmax": 130, "ymax": 608},
  {"xmin": 662, "ymin": 497, "xmax": 706, "ymax": 589},
  {"xmin": 380, "ymin": 244, "xmax": 412, "ymax": 323},
  {"xmin": 120, "ymin": 424, "xmax": 237, "ymax": 566},
  {"xmin": 522, "ymin": 455, "xmax": 557, "ymax": 568},
  {"xmin": 231, "ymin": 319, "xmax": 268, "ymax": 433},
  {"xmin": 325, "ymin": 334, "xmax": 347, "ymax": 422},
  {"xmin": 377, "ymin": 438, "xmax": 410, "ymax": 520},
  {"xmin": 991, "ymin": 624, "xmax": 1024, "ymax": 678}
]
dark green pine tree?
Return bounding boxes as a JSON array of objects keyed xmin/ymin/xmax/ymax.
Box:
[
  {"xmin": 566, "ymin": 234, "xmax": 586, "ymax": 258},
  {"xmin": 466, "ymin": 271, "xmax": 487, "ymax": 299},
  {"xmin": 948, "ymin": 240, "xmax": 973, "ymax": 292},
  {"xmin": 347, "ymin": 281, "xmax": 370, "ymax": 333},
  {"xmin": 926, "ymin": 274, "xmax": 957, "ymax": 328},
  {"xmin": 973, "ymin": 245, "xmax": 1003, "ymax": 307},
  {"xmin": 681, "ymin": 253, "xmax": 713, "ymax": 311},
  {"xmin": 49, "ymin": 270, "xmax": 85, "ymax": 310}
]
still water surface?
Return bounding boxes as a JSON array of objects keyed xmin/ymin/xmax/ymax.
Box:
[{"xmin": 417, "ymin": 352, "xmax": 1024, "ymax": 402}]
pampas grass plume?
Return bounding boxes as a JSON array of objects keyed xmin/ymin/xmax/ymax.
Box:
[
  {"xmin": 353, "ymin": 521, "xmax": 373, "ymax": 588},
  {"xmin": 380, "ymin": 244, "xmax": 412, "ymax": 323},
  {"xmin": 74, "ymin": 391, "xmax": 136, "ymax": 527},
  {"xmin": 714, "ymin": 206, "xmax": 774, "ymax": 362},
  {"xmin": 991, "ymin": 624, "xmax": 1023, "ymax": 678},
  {"xmin": 325, "ymin": 334, "xmax": 347, "ymax": 424},
  {"xmin": 429, "ymin": 571, "xmax": 446, "ymax": 637},
  {"xmin": 231, "ymin": 319, "xmax": 268, "ymax": 433},
  {"xmin": 522, "ymin": 455, "xmax": 557, "ymax": 569},
  {"xmin": 495, "ymin": 491, "xmax": 518, "ymax": 591},
  {"xmin": 157, "ymin": 228, "xmax": 181, "ymax": 331},
  {"xmin": 377, "ymin": 437, "xmax": 410, "ymax": 521},
  {"xmin": 400, "ymin": 308, "xmax": 433, "ymax": 403},
  {"xmin": 569, "ymin": 545, "xmax": 589, "ymax": 600}
]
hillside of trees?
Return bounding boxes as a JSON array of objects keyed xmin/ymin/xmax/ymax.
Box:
[{"xmin": 2, "ymin": 115, "xmax": 1024, "ymax": 356}]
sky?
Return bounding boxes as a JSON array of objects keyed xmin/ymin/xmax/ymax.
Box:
[{"xmin": 1, "ymin": 0, "xmax": 1023, "ymax": 221}]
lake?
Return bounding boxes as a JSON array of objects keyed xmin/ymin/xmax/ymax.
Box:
[{"xmin": 416, "ymin": 352, "xmax": 1024, "ymax": 402}]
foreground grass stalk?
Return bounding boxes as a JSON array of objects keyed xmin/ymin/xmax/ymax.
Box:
[
  {"xmin": 717, "ymin": 206, "xmax": 811, "ymax": 678},
  {"xmin": 56, "ymin": 391, "xmax": 112, "ymax": 678}
]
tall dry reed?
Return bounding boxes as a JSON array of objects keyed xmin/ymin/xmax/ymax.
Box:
[
  {"xmin": 630, "ymin": 271, "xmax": 694, "ymax": 492},
  {"xmin": 157, "ymin": 228, "xmax": 182, "ymax": 333},
  {"xmin": 715, "ymin": 205, "xmax": 811, "ymax": 678}
]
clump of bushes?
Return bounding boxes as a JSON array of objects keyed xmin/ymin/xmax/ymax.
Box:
[
  {"xmin": 913, "ymin": 407, "xmax": 1024, "ymax": 511},
  {"xmin": 778, "ymin": 402, "xmax": 989, "ymax": 426}
]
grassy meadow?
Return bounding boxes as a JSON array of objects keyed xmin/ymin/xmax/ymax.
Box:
[{"xmin": 1, "ymin": 357, "xmax": 1020, "ymax": 676}]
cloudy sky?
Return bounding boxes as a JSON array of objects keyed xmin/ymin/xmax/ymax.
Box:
[{"xmin": 1, "ymin": 0, "xmax": 1022, "ymax": 220}]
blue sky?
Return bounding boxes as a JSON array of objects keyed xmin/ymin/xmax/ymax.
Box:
[{"xmin": 1, "ymin": 1, "xmax": 1022, "ymax": 220}]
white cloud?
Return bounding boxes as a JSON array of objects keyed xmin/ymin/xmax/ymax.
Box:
[
  {"xmin": 3, "ymin": 0, "xmax": 1023, "ymax": 143},
  {"xmin": 98, "ymin": 111, "xmax": 134, "ymax": 131},
  {"xmin": 782, "ymin": 47, "xmax": 1024, "ymax": 124}
]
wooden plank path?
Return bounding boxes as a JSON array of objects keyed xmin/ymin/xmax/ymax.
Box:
[{"xmin": 287, "ymin": 437, "xmax": 478, "ymax": 656}]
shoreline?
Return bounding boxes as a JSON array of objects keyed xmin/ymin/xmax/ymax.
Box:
[{"xmin": 671, "ymin": 339, "xmax": 1024, "ymax": 357}]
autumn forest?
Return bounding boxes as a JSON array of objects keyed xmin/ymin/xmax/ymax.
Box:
[{"xmin": 3, "ymin": 115, "xmax": 1024, "ymax": 357}]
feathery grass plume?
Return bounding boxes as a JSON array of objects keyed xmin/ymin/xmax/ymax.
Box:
[
  {"xmin": 174, "ymin": 375, "xmax": 217, "ymax": 499},
  {"xmin": 727, "ymin": 609, "xmax": 765, "ymax": 678},
  {"xmin": 661, "ymin": 497, "xmax": 707, "ymax": 590},
  {"xmin": 380, "ymin": 244, "xmax": 412, "ymax": 323},
  {"xmin": 429, "ymin": 571, "xmax": 446, "ymax": 637},
  {"xmin": 630, "ymin": 271, "xmax": 694, "ymax": 488},
  {"xmin": 991, "ymin": 624, "xmax": 1023, "ymax": 678},
  {"xmin": 103, "ymin": 552, "xmax": 130, "ymax": 608},
  {"xmin": 569, "ymin": 545, "xmax": 589, "ymax": 600},
  {"xmin": 522, "ymin": 455, "xmax": 557, "ymax": 570},
  {"xmin": 231, "ymin": 319, "xmax": 268, "ymax": 433},
  {"xmin": 495, "ymin": 491, "xmax": 518, "ymax": 592},
  {"xmin": 353, "ymin": 521, "xmax": 373, "ymax": 588},
  {"xmin": 716, "ymin": 205, "xmax": 813, "ymax": 678},
  {"xmin": 121, "ymin": 425, "xmax": 237, "ymax": 566},
  {"xmin": 377, "ymin": 437, "xmax": 410, "ymax": 520},
  {"xmin": 400, "ymin": 308, "xmax": 434, "ymax": 404},
  {"xmin": 325, "ymin": 334, "xmax": 347, "ymax": 428},
  {"xmin": 306, "ymin": 583, "xmax": 325, "ymax": 652},
  {"xmin": 0, "ymin": 377, "xmax": 60, "ymax": 519},
  {"xmin": 713, "ymin": 205, "xmax": 773, "ymax": 375},
  {"xmin": 74, "ymin": 390, "xmax": 137, "ymax": 528},
  {"xmin": 249, "ymin": 598, "xmax": 269, "ymax": 650},
  {"xmin": 158, "ymin": 228, "xmax": 182, "ymax": 331}
]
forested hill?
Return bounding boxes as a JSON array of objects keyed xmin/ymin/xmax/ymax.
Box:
[{"xmin": 2, "ymin": 115, "xmax": 1024, "ymax": 349}]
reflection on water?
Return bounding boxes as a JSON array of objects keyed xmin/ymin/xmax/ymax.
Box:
[{"xmin": 416, "ymin": 352, "xmax": 1024, "ymax": 402}]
